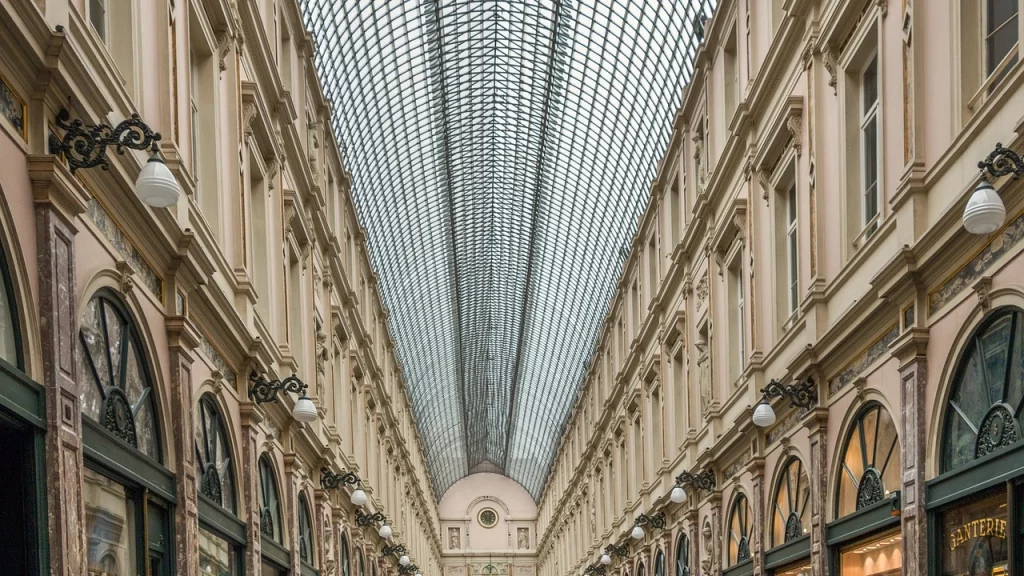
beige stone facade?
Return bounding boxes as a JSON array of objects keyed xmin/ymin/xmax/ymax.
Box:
[
  {"xmin": 0, "ymin": 0, "xmax": 442, "ymax": 575},
  {"xmin": 535, "ymin": 1, "xmax": 1024, "ymax": 576}
]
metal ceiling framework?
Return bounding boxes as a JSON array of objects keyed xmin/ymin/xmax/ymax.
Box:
[{"xmin": 301, "ymin": 0, "xmax": 716, "ymax": 500}]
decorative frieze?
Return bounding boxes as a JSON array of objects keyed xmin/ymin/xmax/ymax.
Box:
[
  {"xmin": 85, "ymin": 199, "xmax": 163, "ymax": 298},
  {"xmin": 929, "ymin": 209, "xmax": 1024, "ymax": 314},
  {"xmin": 195, "ymin": 328, "xmax": 237, "ymax": 385},
  {"xmin": 827, "ymin": 324, "xmax": 899, "ymax": 396}
]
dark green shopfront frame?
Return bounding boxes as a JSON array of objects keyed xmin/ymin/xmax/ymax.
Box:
[{"xmin": 825, "ymin": 496, "xmax": 901, "ymax": 574}]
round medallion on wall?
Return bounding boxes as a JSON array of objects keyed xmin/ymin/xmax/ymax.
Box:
[{"xmin": 478, "ymin": 508, "xmax": 498, "ymax": 528}]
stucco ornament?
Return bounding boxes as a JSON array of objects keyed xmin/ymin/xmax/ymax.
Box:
[{"xmin": 697, "ymin": 338, "xmax": 711, "ymax": 415}]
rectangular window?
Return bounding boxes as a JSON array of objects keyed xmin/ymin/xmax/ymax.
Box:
[
  {"xmin": 190, "ymin": 49, "xmax": 200, "ymax": 196},
  {"xmin": 90, "ymin": 0, "xmax": 108, "ymax": 43},
  {"xmin": 786, "ymin": 185, "xmax": 798, "ymax": 314},
  {"xmin": 724, "ymin": 27, "xmax": 739, "ymax": 122},
  {"xmin": 860, "ymin": 56, "xmax": 880, "ymax": 230},
  {"xmin": 647, "ymin": 238, "xmax": 658, "ymax": 304},
  {"xmin": 735, "ymin": 262, "xmax": 745, "ymax": 372},
  {"xmin": 986, "ymin": 0, "xmax": 1019, "ymax": 82}
]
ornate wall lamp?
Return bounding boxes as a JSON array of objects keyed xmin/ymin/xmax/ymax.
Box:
[
  {"xmin": 398, "ymin": 563, "xmax": 418, "ymax": 574},
  {"xmin": 752, "ymin": 377, "xmax": 817, "ymax": 428},
  {"xmin": 321, "ymin": 468, "xmax": 368, "ymax": 506},
  {"xmin": 584, "ymin": 565, "xmax": 606, "ymax": 576},
  {"xmin": 357, "ymin": 511, "xmax": 393, "ymax": 539},
  {"xmin": 600, "ymin": 544, "xmax": 629, "ymax": 565},
  {"xmin": 964, "ymin": 142, "xmax": 1023, "ymax": 234},
  {"xmin": 630, "ymin": 511, "xmax": 666, "ymax": 540},
  {"xmin": 668, "ymin": 468, "xmax": 716, "ymax": 503},
  {"xmin": 249, "ymin": 371, "xmax": 317, "ymax": 423},
  {"xmin": 49, "ymin": 108, "xmax": 180, "ymax": 207}
]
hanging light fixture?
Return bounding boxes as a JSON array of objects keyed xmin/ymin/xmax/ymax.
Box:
[
  {"xmin": 400, "ymin": 555, "xmax": 411, "ymax": 566},
  {"xmin": 248, "ymin": 371, "xmax": 318, "ymax": 424},
  {"xmin": 751, "ymin": 378, "xmax": 817, "ymax": 428},
  {"xmin": 630, "ymin": 525, "xmax": 645, "ymax": 540},
  {"xmin": 965, "ymin": 143, "xmax": 1023, "ymax": 235},
  {"xmin": 351, "ymin": 488, "xmax": 368, "ymax": 507},
  {"xmin": 600, "ymin": 555, "xmax": 611, "ymax": 566},
  {"xmin": 669, "ymin": 485, "xmax": 686, "ymax": 504},
  {"xmin": 752, "ymin": 399, "xmax": 776, "ymax": 428},
  {"xmin": 379, "ymin": 521, "xmax": 393, "ymax": 540}
]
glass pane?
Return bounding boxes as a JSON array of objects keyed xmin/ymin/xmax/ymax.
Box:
[
  {"xmin": 862, "ymin": 57, "xmax": 878, "ymax": 109},
  {"xmin": 81, "ymin": 298, "xmax": 111, "ymax": 389},
  {"xmin": 83, "ymin": 467, "xmax": 138, "ymax": 576},
  {"xmin": 1008, "ymin": 316, "xmax": 1024, "ymax": 413},
  {"xmin": 199, "ymin": 527, "xmax": 237, "ymax": 576},
  {"xmin": 839, "ymin": 530, "xmax": 902, "ymax": 576},
  {"xmin": 939, "ymin": 490, "xmax": 1009, "ymax": 575},
  {"xmin": 956, "ymin": 348, "xmax": 989, "ymax": 426},
  {"xmin": 774, "ymin": 562, "xmax": 811, "ymax": 576},
  {"xmin": 980, "ymin": 316, "xmax": 1012, "ymax": 403},
  {"xmin": 0, "ymin": 261, "xmax": 17, "ymax": 365},
  {"xmin": 104, "ymin": 303, "xmax": 124, "ymax": 384}
]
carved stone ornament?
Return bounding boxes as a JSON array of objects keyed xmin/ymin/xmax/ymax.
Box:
[
  {"xmin": 217, "ymin": 32, "xmax": 232, "ymax": 72},
  {"xmin": 695, "ymin": 275, "xmax": 709, "ymax": 305},
  {"xmin": 116, "ymin": 260, "xmax": 135, "ymax": 295},
  {"xmin": 824, "ymin": 49, "xmax": 839, "ymax": 94},
  {"xmin": 876, "ymin": 0, "xmax": 888, "ymax": 17},
  {"xmin": 975, "ymin": 403, "xmax": 1020, "ymax": 459},
  {"xmin": 786, "ymin": 113, "xmax": 803, "ymax": 156},
  {"xmin": 101, "ymin": 387, "xmax": 138, "ymax": 447}
]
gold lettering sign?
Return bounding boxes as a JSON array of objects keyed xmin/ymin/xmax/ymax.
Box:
[{"xmin": 948, "ymin": 518, "xmax": 1007, "ymax": 551}]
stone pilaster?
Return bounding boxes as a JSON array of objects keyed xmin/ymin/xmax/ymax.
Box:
[
  {"xmin": 683, "ymin": 507, "xmax": 698, "ymax": 576},
  {"xmin": 747, "ymin": 458, "xmax": 765, "ymax": 576},
  {"xmin": 166, "ymin": 316, "xmax": 201, "ymax": 576},
  {"xmin": 286, "ymin": 453, "xmax": 303, "ymax": 574},
  {"xmin": 319, "ymin": 491, "xmax": 336, "ymax": 576},
  {"xmin": 803, "ymin": 408, "xmax": 829, "ymax": 576},
  {"xmin": 891, "ymin": 328, "xmax": 929, "ymax": 576},
  {"xmin": 29, "ymin": 156, "xmax": 88, "ymax": 576},
  {"xmin": 241, "ymin": 403, "xmax": 265, "ymax": 573}
]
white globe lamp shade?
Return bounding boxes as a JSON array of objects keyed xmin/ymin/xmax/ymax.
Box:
[
  {"xmin": 752, "ymin": 400, "xmax": 776, "ymax": 428},
  {"xmin": 964, "ymin": 180, "xmax": 1006, "ymax": 234},
  {"xmin": 670, "ymin": 485, "xmax": 686, "ymax": 504},
  {"xmin": 600, "ymin": 555, "xmax": 612, "ymax": 566},
  {"xmin": 378, "ymin": 523, "xmax": 393, "ymax": 539},
  {"xmin": 136, "ymin": 155, "xmax": 180, "ymax": 207},
  {"xmin": 400, "ymin": 556, "xmax": 411, "ymax": 566},
  {"xmin": 630, "ymin": 525, "xmax": 645, "ymax": 540},
  {"xmin": 292, "ymin": 394, "xmax": 318, "ymax": 423},
  {"xmin": 351, "ymin": 489, "xmax": 368, "ymax": 507}
]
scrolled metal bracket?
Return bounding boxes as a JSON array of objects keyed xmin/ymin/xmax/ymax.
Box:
[
  {"xmin": 249, "ymin": 371, "xmax": 308, "ymax": 404},
  {"xmin": 381, "ymin": 544, "xmax": 407, "ymax": 557},
  {"xmin": 49, "ymin": 108, "xmax": 162, "ymax": 172},
  {"xmin": 761, "ymin": 377, "xmax": 817, "ymax": 410},
  {"xmin": 634, "ymin": 511, "xmax": 667, "ymax": 530},
  {"xmin": 604, "ymin": 544, "xmax": 629, "ymax": 558},
  {"xmin": 979, "ymin": 142, "xmax": 1024, "ymax": 180},
  {"xmin": 675, "ymin": 468, "xmax": 716, "ymax": 493},
  {"xmin": 398, "ymin": 565, "xmax": 418, "ymax": 575},
  {"xmin": 357, "ymin": 511, "xmax": 386, "ymax": 527},
  {"xmin": 321, "ymin": 467, "xmax": 361, "ymax": 491},
  {"xmin": 585, "ymin": 566, "xmax": 606, "ymax": 576}
]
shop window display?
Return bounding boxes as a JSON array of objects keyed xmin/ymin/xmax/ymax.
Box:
[
  {"xmin": 838, "ymin": 531, "xmax": 902, "ymax": 576},
  {"xmin": 773, "ymin": 561, "xmax": 811, "ymax": 576},
  {"xmin": 939, "ymin": 490, "xmax": 1009, "ymax": 575}
]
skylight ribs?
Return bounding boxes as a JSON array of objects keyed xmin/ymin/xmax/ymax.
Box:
[{"xmin": 301, "ymin": 0, "xmax": 715, "ymax": 501}]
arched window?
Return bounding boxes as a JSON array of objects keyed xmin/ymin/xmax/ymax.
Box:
[
  {"xmin": 359, "ymin": 549, "xmax": 366, "ymax": 576},
  {"xmin": 654, "ymin": 550, "xmax": 665, "ymax": 576},
  {"xmin": 0, "ymin": 241, "xmax": 21, "ymax": 367},
  {"xmin": 943, "ymin": 307, "xmax": 1024, "ymax": 472},
  {"xmin": 636, "ymin": 561, "xmax": 646, "ymax": 576},
  {"xmin": 195, "ymin": 394, "xmax": 237, "ymax": 514},
  {"xmin": 78, "ymin": 291, "xmax": 160, "ymax": 460},
  {"xmin": 299, "ymin": 493, "xmax": 315, "ymax": 565},
  {"xmin": 727, "ymin": 493, "xmax": 752, "ymax": 566},
  {"xmin": 341, "ymin": 535, "xmax": 351, "ymax": 576},
  {"xmin": 258, "ymin": 455, "xmax": 283, "ymax": 543},
  {"xmin": 770, "ymin": 458, "xmax": 810, "ymax": 547},
  {"xmin": 674, "ymin": 532, "xmax": 689, "ymax": 576},
  {"xmin": 836, "ymin": 402, "xmax": 900, "ymax": 517}
]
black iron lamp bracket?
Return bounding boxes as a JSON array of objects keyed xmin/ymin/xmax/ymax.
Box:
[
  {"xmin": 249, "ymin": 371, "xmax": 307, "ymax": 404},
  {"xmin": 381, "ymin": 545, "xmax": 407, "ymax": 557},
  {"xmin": 321, "ymin": 468, "xmax": 361, "ymax": 490},
  {"xmin": 761, "ymin": 377, "xmax": 817, "ymax": 410},
  {"xmin": 675, "ymin": 469, "xmax": 716, "ymax": 493},
  {"xmin": 585, "ymin": 566, "xmax": 606, "ymax": 576},
  {"xmin": 358, "ymin": 511, "xmax": 386, "ymax": 527},
  {"xmin": 398, "ymin": 565, "xmax": 418, "ymax": 575},
  {"xmin": 634, "ymin": 511, "xmax": 667, "ymax": 530},
  {"xmin": 979, "ymin": 143, "xmax": 1024, "ymax": 180},
  {"xmin": 604, "ymin": 544, "xmax": 629, "ymax": 558},
  {"xmin": 49, "ymin": 108, "xmax": 162, "ymax": 172}
]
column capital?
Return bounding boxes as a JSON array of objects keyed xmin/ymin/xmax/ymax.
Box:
[{"xmin": 28, "ymin": 155, "xmax": 89, "ymax": 226}]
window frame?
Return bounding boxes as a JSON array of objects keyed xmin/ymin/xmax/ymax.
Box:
[
  {"xmin": 89, "ymin": 0, "xmax": 109, "ymax": 45},
  {"xmin": 834, "ymin": 402, "xmax": 901, "ymax": 519},
  {"xmin": 195, "ymin": 394, "xmax": 238, "ymax": 515},
  {"xmin": 727, "ymin": 493, "xmax": 753, "ymax": 567},
  {"xmin": 258, "ymin": 454, "xmax": 284, "ymax": 544},
  {"xmin": 769, "ymin": 457, "xmax": 811, "ymax": 548},
  {"xmin": 298, "ymin": 493, "xmax": 316, "ymax": 569},
  {"xmin": 674, "ymin": 532, "xmax": 690, "ymax": 576},
  {"xmin": 786, "ymin": 183, "xmax": 798, "ymax": 315},
  {"xmin": 859, "ymin": 54, "xmax": 880, "ymax": 233}
]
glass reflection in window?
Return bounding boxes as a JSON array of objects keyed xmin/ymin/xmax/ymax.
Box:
[
  {"xmin": 195, "ymin": 395, "xmax": 237, "ymax": 513},
  {"xmin": 837, "ymin": 403, "xmax": 900, "ymax": 518},
  {"xmin": 772, "ymin": 458, "xmax": 811, "ymax": 547},
  {"xmin": 939, "ymin": 490, "xmax": 1009, "ymax": 575},
  {"xmin": 258, "ymin": 456, "xmax": 282, "ymax": 543},
  {"xmin": 78, "ymin": 293, "xmax": 160, "ymax": 460},
  {"xmin": 675, "ymin": 533, "xmax": 689, "ymax": 576},
  {"xmin": 341, "ymin": 535, "xmax": 351, "ymax": 576},
  {"xmin": 943, "ymin": 308, "xmax": 1024, "ymax": 472},
  {"xmin": 0, "ymin": 248, "xmax": 18, "ymax": 366},
  {"xmin": 299, "ymin": 494, "xmax": 315, "ymax": 565},
  {"xmin": 839, "ymin": 530, "xmax": 902, "ymax": 576},
  {"xmin": 199, "ymin": 527, "xmax": 237, "ymax": 576},
  {"xmin": 84, "ymin": 467, "xmax": 137, "ymax": 576}
]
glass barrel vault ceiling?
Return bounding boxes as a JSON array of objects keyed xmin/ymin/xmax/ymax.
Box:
[{"xmin": 301, "ymin": 0, "xmax": 716, "ymax": 501}]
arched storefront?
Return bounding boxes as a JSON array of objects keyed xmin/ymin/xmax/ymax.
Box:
[
  {"xmin": 927, "ymin": 306, "xmax": 1024, "ymax": 574},
  {"xmin": 764, "ymin": 457, "xmax": 811, "ymax": 575},
  {"xmin": 724, "ymin": 492, "xmax": 753, "ymax": 576},
  {"xmin": 825, "ymin": 401, "xmax": 902, "ymax": 575},
  {"xmin": 674, "ymin": 531, "xmax": 689, "ymax": 576},
  {"xmin": 196, "ymin": 393, "xmax": 245, "ymax": 575},
  {"xmin": 78, "ymin": 290, "xmax": 174, "ymax": 575},
  {"xmin": 0, "ymin": 225, "xmax": 45, "ymax": 574}
]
